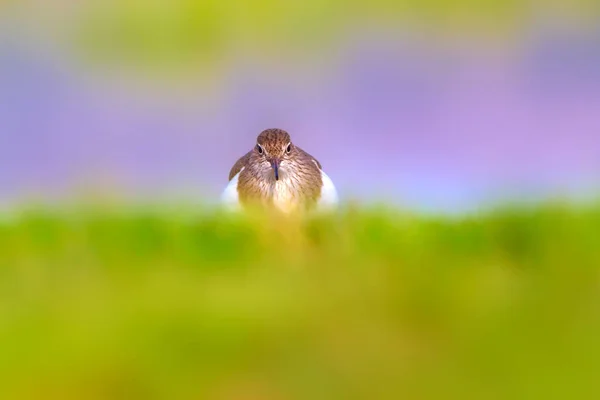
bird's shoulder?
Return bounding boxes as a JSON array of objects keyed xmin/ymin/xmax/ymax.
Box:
[
  {"xmin": 228, "ymin": 151, "xmax": 252, "ymax": 181},
  {"xmin": 295, "ymin": 146, "xmax": 322, "ymax": 170}
]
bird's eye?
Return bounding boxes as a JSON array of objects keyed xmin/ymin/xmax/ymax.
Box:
[
  {"xmin": 256, "ymin": 144, "xmax": 263, "ymax": 154},
  {"xmin": 286, "ymin": 144, "xmax": 292, "ymax": 154}
]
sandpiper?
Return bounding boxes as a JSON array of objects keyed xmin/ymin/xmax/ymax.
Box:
[{"xmin": 221, "ymin": 128, "xmax": 338, "ymax": 213}]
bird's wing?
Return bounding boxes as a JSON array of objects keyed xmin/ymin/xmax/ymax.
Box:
[
  {"xmin": 221, "ymin": 151, "xmax": 251, "ymax": 210},
  {"xmin": 297, "ymin": 146, "xmax": 338, "ymax": 209},
  {"xmin": 296, "ymin": 147, "xmax": 322, "ymax": 170},
  {"xmin": 228, "ymin": 151, "xmax": 251, "ymax": 181}
]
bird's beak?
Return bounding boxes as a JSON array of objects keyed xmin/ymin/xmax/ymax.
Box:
[{"xmin": 270, "ymin": 158, "xmax": 280, "ymax": 181}]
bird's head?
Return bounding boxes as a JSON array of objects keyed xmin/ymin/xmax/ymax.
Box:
[{"xmin": 252, "ymin": 128, "xmax": 295, "ymax": 181}]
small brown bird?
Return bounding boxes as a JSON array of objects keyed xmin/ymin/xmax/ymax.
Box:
[{"xmin": 221, "ymin": 128, "xmax": 338, "ymax": 213}]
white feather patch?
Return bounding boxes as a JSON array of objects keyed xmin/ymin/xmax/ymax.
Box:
[
  {"xmin": 317, "ymin": 169, "xmax": 339, "ymax": 210},
  {"xmin": 220, "ymin": 168, "xmax": 243, "ymax": 211}
]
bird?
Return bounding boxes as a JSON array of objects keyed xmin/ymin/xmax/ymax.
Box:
[{"xmin": 221, "ymin": 128, "xmax": 339, "ymax": 214}]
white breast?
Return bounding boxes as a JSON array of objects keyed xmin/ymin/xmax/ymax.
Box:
[
  {"xmin": 271, "ymin": 169, "xmax": 339, "ymax": 214},
  {"xmin": 271, "ymin": 179, "xmax": 300, "ymax": 213}
]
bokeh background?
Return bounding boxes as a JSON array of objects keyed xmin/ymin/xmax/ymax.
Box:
[
  {"xmin": 1, "ymin": 0, "xmax": 599, "ymax": 212},
  {"xmin": 2, "ymin": 3, "xmax": 600, "ymax": 399}
]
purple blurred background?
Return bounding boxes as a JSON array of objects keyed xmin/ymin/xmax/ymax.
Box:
[{"xmin": 1, "ymin": 3, "xmax": 599, "ymax": 213}]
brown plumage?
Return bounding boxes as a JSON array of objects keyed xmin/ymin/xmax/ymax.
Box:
[{"xmin": 222, "ymin": 128, "xmax": 337, "ymax": 213}]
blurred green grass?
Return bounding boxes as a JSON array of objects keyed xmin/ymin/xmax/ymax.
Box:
[{"xmin": 1, "ymin": 203, "xmax": 600, "ymax": 399}]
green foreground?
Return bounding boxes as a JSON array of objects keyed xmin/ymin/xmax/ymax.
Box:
[{"xmin": 1, "ymin": 203, "xmax": 599, "ymax": 399}]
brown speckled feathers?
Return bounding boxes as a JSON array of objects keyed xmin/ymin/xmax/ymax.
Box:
[
  {"xmin": 228, "ymin": 151, "xmax": 251, "ymax": 181},
  {"xmin": 225, "ymin": 129, "xmax": 328, "ymax": 212},
  {"xmin": 222, "ymin": 129, "xmax": 338, "ymax": 212},
  {"xmin": 228, "ymin": 146, "xmax": 322, "ymax": 182}
]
